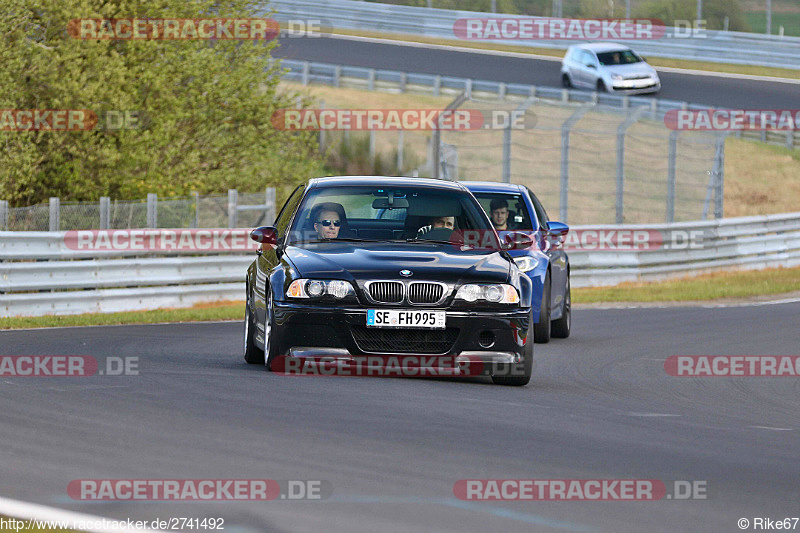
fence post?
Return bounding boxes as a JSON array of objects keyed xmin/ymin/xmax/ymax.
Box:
[
  {"xmin": 0, "ymin": 200, "xmax": 8, "ymax": 230},
  {"xmin": 147, "ymin": 193, "xmax": 157, "ymax": 228},
  {"xmin": 666, "ymin": 130, "xmax": 680, "ymax": 223},
  {"xmin": 616, "ymin": 106, "xmax": 646, "ymax": 224},
  {"xmin": 397, "ymin": 130, "xmax": 405, "ymax": 173},
  {"xmin": 49, "ymin": 197, "xmax": 60, "ymax": 232},
  {"xmin": 193, "ymin": 191, "xmax": 200, "ymax": 228},
  {"xmin": 99, "ymin": 196, "xmax": 110, "ymax": 229},
  {"xmin": 228, "ymin": 189, "xmax": 238, "ymax": 228},
  {"xmin": 560, "ymin": 104, "xmax": 594, "ymax": 223},
  {"xmin": 266, "ymin": 187, "xmax": 276, "ymax": 225},
  {"xmin": 432, "ymin": 92, "xmax": 468, "ymax": 180},
  {"xmin": 319, "ymin": 100, "xmax": 326, "ymax": 153},
  {"xmin": 369, "ymin": 130, "xmax": 376, "ymax": 171},
  {"xmin": 713, "ymin": 134, "xmax": 726, "ymax": 219},
  {"xmin": 502, "ymin": 123, "xmax": 511, "ymax": 183}
]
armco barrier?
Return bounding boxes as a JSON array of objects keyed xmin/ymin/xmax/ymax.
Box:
[
  {"xmin": 2, "ymin": 212, "xmax": 799, "ymax": 317},
  {"xmin": 268, "ymin": 0, "xmax": 800, "ymax": 70}
]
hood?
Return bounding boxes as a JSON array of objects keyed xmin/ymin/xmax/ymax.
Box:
[
  {"xmin": 603, "ymin": 63, "xmax": 656, "ymax": 78},
  {"xmin": 285, "ymin": 241, "xmax": 511, "ymax": 285}
]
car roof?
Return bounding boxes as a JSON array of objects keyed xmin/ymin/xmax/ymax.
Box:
[
  {"xmin": 309, "ymin": 176, "xmax": 467, "ymax": 191},
  {"xmin": 572, "ymin": 42, "xmax": 633, "ymax": 53},
  {"xmin": 460, "ymin": 181, "xmax": 525, "ymax": 194}
]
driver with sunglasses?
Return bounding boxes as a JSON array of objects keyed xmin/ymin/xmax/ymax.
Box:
[{"xmin": 313, "ymin": 208, "xmax": 342, "ymax": 240}]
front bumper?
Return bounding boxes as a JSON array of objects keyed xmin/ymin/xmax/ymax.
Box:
[
  {"xmin": 270, "ymin": 301, "xmax": 531, "ymax": 359},
  {"xmin": 609, "ymin": 79, "xmax": 660, "ymax": 94}
]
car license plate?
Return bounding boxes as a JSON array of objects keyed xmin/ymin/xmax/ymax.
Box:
[{"xmin": 367, "ymin": 310, "xmax": 446, "ymax": 329}]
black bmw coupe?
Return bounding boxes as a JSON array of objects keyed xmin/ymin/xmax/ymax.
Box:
[{"xmin": 244, "ymin": 176, "xmax": 535, "ymax": 385}]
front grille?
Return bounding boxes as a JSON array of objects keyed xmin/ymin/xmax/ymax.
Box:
[
  {"xmin": 626, "ymin": 75, "xmax": 651, "ymax": 80},
  {"xmin": 408, "ymin": 282, "xmax": 445, "ymax": 304},
  {"xmin": 351, "ymin": 326, "xmax": 459, "ymax": 354},
  {"xmin": 367, "ymin": 281, "xmax": 404, "ymax": 303}
]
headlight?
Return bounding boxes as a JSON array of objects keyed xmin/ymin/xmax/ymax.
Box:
[
  {"xmin": 456, "ymin": 284, "xmax": 519, "ymax": 304},
  {"xmin": 611, "ymin": 74, "xmax": 624, "ymax": 81},
  {"xmin": 513, "ymin": 256, "xmax": 539, "ymax": 273},
  {"xmin": 286, "ymin": 279, "xmax": 355, "ymax": 299}
]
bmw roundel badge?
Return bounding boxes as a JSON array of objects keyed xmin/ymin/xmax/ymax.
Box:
[{"xmin": 399, "ymin": 269, "xmax": 413, "ymax": 277}]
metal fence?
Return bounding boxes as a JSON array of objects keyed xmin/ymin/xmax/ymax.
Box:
[
  {"xmin": 294, "ymin": 61, "xmax": 726, "ymax": 225},
  {"xmin": 269, "ymin": 0, "xmax": 800, "ymax": 70},
  {"xmin": 2, "ymin": 212, "xmax": 798, "ymax": 317},
  {"xmin": 0, "ymin": 189, "xmax": 276, "ymax": 232}
]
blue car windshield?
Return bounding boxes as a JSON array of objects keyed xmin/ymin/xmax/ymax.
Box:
[{"xmin": 287, "ymin": 185, "xmax": 496, "ymax": 245}]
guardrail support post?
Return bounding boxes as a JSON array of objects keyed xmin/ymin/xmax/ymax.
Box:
[
  {"xmin": 465, "ymin": 79, "xmax": 472, "ymax": 99},
  {"xmin": 334, "ymin": 65, "xmax": 341, "ymax": 88},
  {"xmin": 266, "ymin": 187, "xmax": 276, "ymax": 225},
  {"xmin": 433, "ymin": 75, "xmax": 441, "ymax": 97},
  {"xmin": 49, "ymin": 197, "xmax": 60, "ymax": 232},
  {"xmin": 560, "ymin": 104, "xmax": 595, "ymax": 223},
  {"xmin": 787, "ymin": 130, "xmax": 794, "ymax": 150},
  {"xmin": 561, "ymin": 89, "xmax": 569, "ymax": 104},
  {"xmin": 0, "ymin": 200, "xmax": 8, "ymax": 231},
  {"xmin": 147, "ymin": 193, "xmax": 157, "ymax": 228},
  {"xmin": 368, "ymin": 69, "xmax": 375, "ymax": 91},
  {"xmin": 498, "ymin": 82, "xmax": 506, "ymax": 100},
  {"xmin": 667, "ymin": 130, "xmax": 680, "ymax": 223},
  {"xmin": 99, "ymin": 196, "xmax": 110, "ymax": 229},
  {"xmin": 228, "ymin": 189, "xmax": 238, "ymax": 228},
  {"xmin": 302, "ymin": 62, "xmax": 310, "ymax": 86},
  {"xmin": 399, "ymin": 72, "xmax": 407, "ymax": 93}
]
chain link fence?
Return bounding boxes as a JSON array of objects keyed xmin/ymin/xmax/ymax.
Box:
[{"xmin": 0, "ymin": 190, "xmax": 276, "ymax": 231}]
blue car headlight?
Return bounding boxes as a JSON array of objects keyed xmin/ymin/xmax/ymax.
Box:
[{"xmin": 513, "ymin": 256, "xmax": 539, "ymax": 273}]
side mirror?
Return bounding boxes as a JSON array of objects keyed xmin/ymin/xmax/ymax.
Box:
[
  {"xmin": 250, "ymin": 226, "xmax": 278, "ymax": 254},
  {"xmin": 501, "ymin": 231, "xmax": 534, "ymax": 251},
  {"xmin": 546, "ymin": 221, "xmax": 569, "ymax": 244}
]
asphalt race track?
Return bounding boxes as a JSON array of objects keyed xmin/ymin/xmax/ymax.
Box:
[
  {"xmin": 2, "ymin": 302, "xmax": 799, "ymax": 532},
  {"xmin": 274, "ymin": 36, "xmax": 800, "ymax": 110}
]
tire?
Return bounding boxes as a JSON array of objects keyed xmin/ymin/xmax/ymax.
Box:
[
  {"xmin": 552, "ymin": 275, "xmax": 571, "ymax": 339},
  {"xmin": 263, "ymin": 289, "xmax": 281, "ymax": 370},
  {"xmin": 596, "ymin": 79, "xmax": 607, "ymax": 92},
  {"xmin": 243, "ymin": 289, "xmax": 265, "ymax": 365},
  {"xmin": 562, "ymin": 74, "xmax": 572, "ymax": 88},
  {"xmin": 533, "ymin": 272, "xmax": 551, "ymax": 344},
  {"xmin": 491, "ymin": 321, "xmax": 534, "ymax": 386}
]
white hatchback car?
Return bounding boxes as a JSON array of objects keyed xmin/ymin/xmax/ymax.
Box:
[{"xmin": 560, "ymin": 43, "xmax": 660, "ymax": 95}]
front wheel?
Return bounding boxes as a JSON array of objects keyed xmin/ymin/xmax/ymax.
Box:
[
  {"xmin": 552, "ymin": 276, "xmax": 571, "ymax": 338},
  {"xmin": 492, "ymin": 312, "xmax": 534, "ymax": 386},
  {"xmin": 264, "ymin": 289, "xmax": 281, "ymax": 370},
  {"xmin": 596, "ymin": 79, "xmax": 607, "ymax": 92},
  {"xmin": 244, "ymin": 290, "xmax": 265, "ymax": 365},
  {"xmin": 562, "ymin": 73, "xmax": 572, "ymax": 88},
  {"xmin": 533, "ymin": 272, "xmax": 551, "ymax": 344}
]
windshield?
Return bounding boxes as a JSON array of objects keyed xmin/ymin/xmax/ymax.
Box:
[
  {"xmin": 470, "ymin": 192, "xmax": 535, "ymax": 231},
  {"xmin": 597, "ymin": 50, "xmax": 642, "ymax": 65},
  {"xmin": 287, "ymin": 185, "xmax": 497, "ymax": 246}
]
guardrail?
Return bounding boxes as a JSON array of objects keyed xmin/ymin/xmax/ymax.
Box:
[
  {"xmin": 2, "ymin": 212, "xmax": 799, "ymax": 317},
  {"xmin": 279, "ymin": 59, "xmax": 797, "ymax": 150},
  {"xmin": 268, "ymin": 0, "xmax": 800, "ymax": 70}
]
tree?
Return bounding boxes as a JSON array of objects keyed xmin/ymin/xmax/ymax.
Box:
[{"xmin": 0, "ymin": 0, "xmax": 323, "ymax": 205}]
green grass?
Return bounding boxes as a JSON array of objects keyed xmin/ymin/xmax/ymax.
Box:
[
  {"xmin": 573, "ymin": 267, "xmax": 800, "ymax": 303},
  {"xmin": 0, "ymin": 302, "xmax": 243, "ymax": 330},
  {"xmin": 745, "ymin": 12, "xmax": 800, "ymax": 37}
]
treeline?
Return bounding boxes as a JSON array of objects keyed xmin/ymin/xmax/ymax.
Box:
[{"xmin": 0, "ymin": 0, "xmax": 323, "ymax": 206}]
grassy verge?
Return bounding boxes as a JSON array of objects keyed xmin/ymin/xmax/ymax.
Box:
[
  {"xmin": 2, "ymin": 268, "xmax": 800, "ymax": 330},
  {"xmin": 0, "ymin": 301, "xmax": 243, "ymax": 330},
  {"xmin": 573, "ymin": 266, "xmax": 800, "ymax": 303},
  {"xmin": 326, "ymin": 28, "xmax": 800, "ymax": 80}
]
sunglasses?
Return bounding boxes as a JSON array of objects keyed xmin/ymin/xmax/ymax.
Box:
[{"xmin": 316, "ymin": 219, "xmax": 341, "ymax": 227}]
